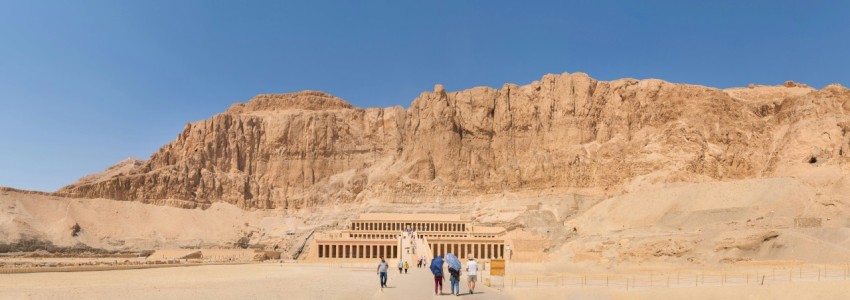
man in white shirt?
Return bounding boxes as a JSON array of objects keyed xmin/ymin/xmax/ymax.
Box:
[{"xmin": 466, "ymin": 257, "xmax": 478, "ymax": 294}]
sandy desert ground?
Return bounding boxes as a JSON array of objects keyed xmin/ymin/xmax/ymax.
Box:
[{"xmin": 2, "ymin": 263, "xmax": 850, "ymax": 300}]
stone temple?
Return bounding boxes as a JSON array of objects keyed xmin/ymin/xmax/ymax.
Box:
[{"xmin": 307, "ymin": 214, "xmax": 509, "ymax": 262}]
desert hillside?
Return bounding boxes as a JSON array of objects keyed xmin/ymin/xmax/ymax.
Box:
[
  {"xmin": 4, "ymin": 72, "xmax": 850, "ymax": 266},
  {"xmin": 56, "ymin": 73, "xmax": 850, "ymax": 211}
]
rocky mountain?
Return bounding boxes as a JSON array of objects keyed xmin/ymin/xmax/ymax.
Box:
[
  {"xmin": 67, "ymin": 158, "xmax": 145, "ymax": 187},
  {"xmin": 58, "ymin": 73, "xmax": 850, "ymax": 209}
]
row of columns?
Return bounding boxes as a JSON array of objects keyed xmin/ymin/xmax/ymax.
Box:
[
  {"xmin": 318, "ymin": 244, "xmax": 398, "ymax": 259},
  {"xmin": 430, "ymin": 242, "xmax": 505, "ymax": 260},
  {"xmin": 351, "ymin": 233, "xmax": 399, "ymax": 239},
  {"xmin": 421, "ymin": 234, "xmax": 467, "ymax": 238},
  {"xmin": 351, "ymin": 221, "xmax": 466, "ymax": 232}
]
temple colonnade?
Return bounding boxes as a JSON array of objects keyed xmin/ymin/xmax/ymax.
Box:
[
  {"xmin": 350, "ymin": 221, "xmax": 466, "ymax": 232},
  {"xmin": 317, "ymin": 243, "xmax": 398, "ymax": 259},
  {"xmin": 429, "ymin": 241, "xmax": 505, "ymax": 260}
]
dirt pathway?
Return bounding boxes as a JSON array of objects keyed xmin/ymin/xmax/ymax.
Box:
[{"xmin": 373, "ymin": 237, "xmax": 512, "ymax": 299}]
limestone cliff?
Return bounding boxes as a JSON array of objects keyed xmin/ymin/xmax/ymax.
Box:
[{"xmin": 58, "ymin": 73, "xmax": 850, "ymax": 209}]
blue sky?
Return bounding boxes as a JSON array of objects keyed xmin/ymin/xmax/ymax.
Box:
[{"xmin": 1, "ymin": 1, "xmax": 848, "ymax": 191}]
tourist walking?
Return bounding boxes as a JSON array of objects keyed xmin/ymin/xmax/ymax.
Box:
[
  {"xmin": 398, "ymin": 260, "xmax": 403, "ymax": 274},
  {"xmin": 449, "ymin": 263, "xmax": 461, "ymax": 296},
  {"xmin": 377, "ymin": 257, "xmax": 388, "ymax": 289},
  {"xmin": 430, "ymin": 255, "xmax": 444, "ymax": 295},
  {"xmin": 466, "ymin": 257, "xmax": 478, "ymax": 294},
  {"xmin": 444, "ymin": 252, "xmax": 462, "ymax": 296},
  {"xmin": 403, "ymin": 260, "xmax": 409, "ymax": 273}
]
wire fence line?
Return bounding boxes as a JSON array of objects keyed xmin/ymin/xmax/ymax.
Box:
[{"xmin": 487, "ymin": 264, "xmax": 850, "ymax": 290}]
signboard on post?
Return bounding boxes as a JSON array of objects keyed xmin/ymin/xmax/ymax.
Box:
[{"xmin": 490, "ymin": 259, "xmax": 505, "ymax": 276}]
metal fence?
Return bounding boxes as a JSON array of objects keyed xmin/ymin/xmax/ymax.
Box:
[{"xmin": 487, "ymin": 264, "xmax": 850, "ymax": 290}]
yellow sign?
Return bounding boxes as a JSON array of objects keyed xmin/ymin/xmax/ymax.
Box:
[{"xmin": 490, "ymin": 259, "xmax": 505, "ymax": 276}]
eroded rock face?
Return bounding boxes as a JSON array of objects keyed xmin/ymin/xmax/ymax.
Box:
[{"xmin": 58, "ymin": 73, "xmax": 850, "ymax": 209}]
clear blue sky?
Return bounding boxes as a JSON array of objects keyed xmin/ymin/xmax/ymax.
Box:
[{"xmin": 1, "ymin": 1, "xmax": 848, "ymax": 192}]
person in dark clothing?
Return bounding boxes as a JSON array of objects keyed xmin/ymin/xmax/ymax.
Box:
[{"xmin": 430, "ymin": 255, "xmax": 445, "ymax": 295}]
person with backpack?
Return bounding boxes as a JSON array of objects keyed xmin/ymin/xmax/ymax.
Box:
[
  {"xmin": 430, "ymin": 255, "xmax": 444, "ymax": 295},
  {"xmin": 449, "ymin": 263, "xmax": 461, "ymax": 296}
]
